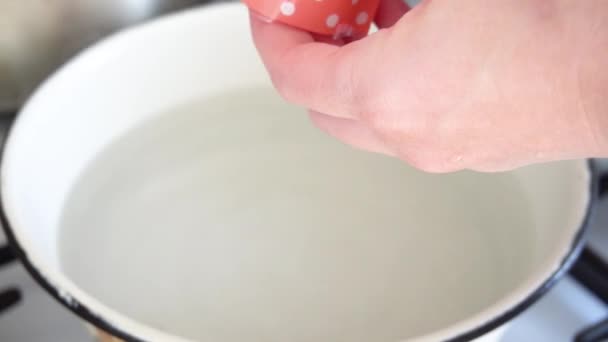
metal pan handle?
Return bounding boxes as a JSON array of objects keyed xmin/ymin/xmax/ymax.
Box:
[{"xmin": 569, "ymin": 171, "xmax": 608, "ymax": 342}]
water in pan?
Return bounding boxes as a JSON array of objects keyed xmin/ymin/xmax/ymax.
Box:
[{"xmin": 59, "ymin": 87, "xmax": 535, "ymax": 341}]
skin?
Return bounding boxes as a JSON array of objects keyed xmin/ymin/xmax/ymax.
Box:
[{"xmin": 249, "ymin": 0, "xmax": 608, "ymax": 172}]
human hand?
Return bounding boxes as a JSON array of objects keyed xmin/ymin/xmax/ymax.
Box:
[{"xmin": 250, "ymin": 0, "xmax": 608, "ymax": 172}]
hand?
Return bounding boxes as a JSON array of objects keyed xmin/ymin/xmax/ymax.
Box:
[{"xmin": 250, "ymin": 0, "xmax": 608, "ymax": 172}]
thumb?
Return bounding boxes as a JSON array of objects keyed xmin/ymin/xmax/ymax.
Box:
[{"xmin": 250, "ymin": 13, "xmax": 387, "ymax": 119}]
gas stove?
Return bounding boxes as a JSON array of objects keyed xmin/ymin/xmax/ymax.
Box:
[{"xmin": 0, "ymin": 113, "xmax": 606, "ymax": 342}]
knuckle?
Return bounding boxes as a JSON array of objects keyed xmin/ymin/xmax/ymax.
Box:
[
  {"xmin": 408, "ymin": 155, "xmax": 446, "ymax": 173},
  {"xmin": 360, "ymin": 90, "xmax": 422, "ymax": 138},
  {"xmin": 359, "ymin": 98, "xmax": 397, "ymax": 136},
  {"xmin": 399, "ymin": 147, "xmax": 463, "ymax": 174}
]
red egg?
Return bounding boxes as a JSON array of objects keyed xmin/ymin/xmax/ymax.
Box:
[{"xmin": 244, "ymin": 0, "xmax": 379, "ymax": 38}]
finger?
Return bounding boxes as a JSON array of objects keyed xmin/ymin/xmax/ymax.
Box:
[
  {"xmin": 309, "ymin": 111, "xmax": 395, "ymax": 156},
  {"xmin": 375, "ymin": 0, "xmax": 410, "ymax": 29},
  {"xmin": 250, "ymin": 12, "xmax": 378, "ymax": 119}
]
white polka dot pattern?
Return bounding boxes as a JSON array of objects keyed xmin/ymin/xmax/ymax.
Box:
[
  {"xmin": 356, "ymin": 11, "xmax": 369, "ymax": 25},
  {"xmin": 326, "ymin": 14, "xmax": 340, "ymax": 28},
  {"xmin": 280, "ymin": 1, "xmax": 296, "ymax": 16}
]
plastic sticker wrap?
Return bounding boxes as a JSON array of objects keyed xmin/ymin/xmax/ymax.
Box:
[{"xmin": 244, "ymin": 0, "xmax": 380, "ymax": 39}]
